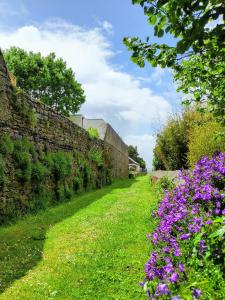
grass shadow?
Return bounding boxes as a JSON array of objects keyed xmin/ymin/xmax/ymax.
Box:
[{"xmin": 0, "ymin": 178, "xmax": 137, "ymax": 293}]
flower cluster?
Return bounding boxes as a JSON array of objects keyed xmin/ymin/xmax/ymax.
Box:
[{"xmin": 143, "ymin": 153, "xmax": 225, "ymax": 299}]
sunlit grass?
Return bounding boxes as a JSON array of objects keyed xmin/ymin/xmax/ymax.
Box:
[{"xmin": 0, "ymin": 176, "xmax": 158, "ymax": 300}]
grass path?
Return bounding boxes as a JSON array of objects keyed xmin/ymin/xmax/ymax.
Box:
[{"xmin": 0, "ymin": 176, "xmax": 158, "ymax": 300}]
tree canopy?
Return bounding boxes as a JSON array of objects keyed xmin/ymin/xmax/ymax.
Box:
[
  {"xmin": 4, "ymin": 47, "xmax": 85, "ymax": 116},
  {"xmin": 124, "ymin": 0, "xmax": 225, "ymax": 123}
]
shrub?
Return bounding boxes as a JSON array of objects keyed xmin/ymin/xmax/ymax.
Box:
[
  {"xmin": 143, "ymin": 153, "xmax": 225, "ymax": 299},
  {"xmin": 45, "ymin": 152, "xmax": 73, "ymax": 181},
  {"xmin": 152, "ymin": 109, "xmax": 212, "ymax": 170},
  {"xmin": 73, "ymin": 177, "xmax": 81, "ymax": 192},
  {"xmin": 88, "ymin": 148, "xmax": 103, "ymax": 167},
  {"xmin": 188, "ymin": 121, "xmax": 225, "ymax": 167},
  {"xmin": 13, "ymin": 139, "xmax": 32, "ymax": 184},
  {"xmin": 157, "ymin": 175, "xmax": 175, "ymax": 192},
  {"xmin": 31, "ymin": 161, "xmax": 49, "ymax": 192},
  {"xmin": 87, "ymin": 127, "xmax": 99, "ymax": 139},
  {"xmin": 0, "ymin": 134, "xmax": 14, "ymax": 155}
]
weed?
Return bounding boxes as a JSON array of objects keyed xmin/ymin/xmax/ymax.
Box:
[{"xmin": 87, "ymin": 127, "xmax": 99, "ymax": 139}]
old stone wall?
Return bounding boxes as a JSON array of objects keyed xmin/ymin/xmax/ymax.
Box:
[{"xmin": 0, "ymin": 51, "xmax": 128, "ymax": 223}]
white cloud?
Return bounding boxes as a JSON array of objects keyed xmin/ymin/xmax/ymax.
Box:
[
  {"xmin": 101, "ymin": 20, "xmax": 114, "ymax": 35},
  {"xmin": 125, "ymin": 134, "xmax": 156, "ymax": 170},
  {"xmin": 0, "ymin": 19, "xmax": 172, "ymax": 168}
]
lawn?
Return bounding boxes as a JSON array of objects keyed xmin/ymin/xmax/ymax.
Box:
[{"xmin": 0, "ymin": 175, "xmax": 158, "ymax": 300}]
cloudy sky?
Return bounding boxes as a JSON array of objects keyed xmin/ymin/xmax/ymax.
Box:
[{"xmin": 0, "ymin": 0, "xmax": 181, "ymax": 169}]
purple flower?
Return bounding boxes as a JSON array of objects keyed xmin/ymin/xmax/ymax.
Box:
[
  {"xmin": 178, "ymin": 263, "xmax": 185, "ymax": 273},
  {"xmin": 199, "ymin": 240, "xmax": 207, "ymax": 253},
  {"xmin": 180, "ymin": 233, "xmax": 190, "ymax": 240},
  {"xmin": 169, "ymin": 272, "xmax": 179, "ymax": 283},
  {"xmin": 192, "ymin": 288, "xmax": 202, "ymax": 299},
  {"xmin": 156, "ymin": 283, "xmax": 170, "ymax": 295}
]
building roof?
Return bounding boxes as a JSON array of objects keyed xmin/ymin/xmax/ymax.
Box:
[{"xmin": 128, "ymin": 156, "xmax": 140, "ymax": 166}]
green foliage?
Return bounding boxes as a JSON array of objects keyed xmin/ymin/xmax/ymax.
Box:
[
  {"xmin": 12, "ymin": 90, "xmax": 38, "ymax": 128},
  {"xmin": 4, "ymin": 47, "xmax": 86, "ymax": 116},
  {"xmin": 31, "ymin": 161, "xmax": 49, "ymax": 191},
  {"xmin": 124, "ymin": 1, "xmax": 225, "ymax": 122},
  {"xmin": 45, "ymin": 152, "xmax": 73, "ymax": 181},
  {"xmin": 0, "ymin": 134, "xmax": 114, "ymax": 223},
  {"xmin": 13, "ymin": 138, "xmax": 33, "ymax": 184},
  {"xmin": 0, "ymin": 134, "xmax": 14, "ymax": 155},
  {"xmin": 157, "ymin": 175, "xmax": 174, "ymax": 192},
  {"xmin": 152, "ymin": 109, "xmax": 211, "ymax": 170},
  {"xmin": 88, "ymin": 148, "xmax": 103, "ymax": 167},
  {"xmin": 188, "ymin": 121, "xmax": 225, "ymax": 167},
  {"xmin": 0, "ymin": 154, "xmax": 5, "ymax": 190},
  {"xmin": 73, "ymin": 177, "xmax": 81, "ymax": 192},
  {"xmin": 82, "ymin": 161, "xmax": 92, "ymax": 190},
  {"xmin": 128, "ymin": 145, "xmax": 146, "ymax": 169},
  {"xmin": 87, "ymin": 127, "xmax": 99, "ymax": 139}
]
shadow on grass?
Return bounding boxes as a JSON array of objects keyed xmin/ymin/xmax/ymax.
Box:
[{"xmin": 0, "ymin": 178, "xmax": 136, "ymax": 293}]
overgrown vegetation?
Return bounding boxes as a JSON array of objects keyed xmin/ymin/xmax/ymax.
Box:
[
  {"xmin": 153, "ymin": 109, "xmax": 224, "ymax": 170},
  {"xmin": 87, "ymin": 127, "xmax": 100, "ymax": 139},
  {"xmin": 0, "ymin": 134, "xmax": 112, "ymax": 224},
  {"xmin": 188, "ymin": 121, "xmax": 225, "ymax": 167}
]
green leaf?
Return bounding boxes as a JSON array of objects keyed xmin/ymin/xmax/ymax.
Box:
[{"xmin": 148, "ymin": 15, "xmax": 157, "ymax": 26}]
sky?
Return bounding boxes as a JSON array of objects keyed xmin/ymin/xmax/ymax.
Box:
[{"xmin": 0, "ymin": 0, "xmax": 182, "ymax": 169}]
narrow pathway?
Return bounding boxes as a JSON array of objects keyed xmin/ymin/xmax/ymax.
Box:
[{"xmin": 0, "ymin": 176, "xmax": 157, "ymax": 300}]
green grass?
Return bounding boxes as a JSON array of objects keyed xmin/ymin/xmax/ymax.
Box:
[{"xmin": 0, "ymin": 176, "xmax": 158, "ymax": 300}]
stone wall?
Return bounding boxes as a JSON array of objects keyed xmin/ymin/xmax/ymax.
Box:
[{"xmin": 0, "ymin": 50, "xmax": 128, "ymax": 223}]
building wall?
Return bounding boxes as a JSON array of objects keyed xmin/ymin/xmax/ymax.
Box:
[{"xmin": 0, "ymin": 50, "xmax": 128, "ymax": 223}]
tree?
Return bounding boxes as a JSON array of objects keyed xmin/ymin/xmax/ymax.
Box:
[
  {"xmin": 4, "ymin": 47, "xmax": 85, "ymax": 116},
  {"xmin": 152, "ymin": 109, "xmax": 212, "ymax": 170},
  {"xmin": 124, "ymin": 0, "xmax": 225, "ymax": 123},
  {"xmin": 128, "ymin": 145, "xmax": 146, "ymax": 169}
]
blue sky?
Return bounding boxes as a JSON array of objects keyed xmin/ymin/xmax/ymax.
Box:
[{"xmin": 0, "ymin": 0, "xmax": 181, "ymax": 168}]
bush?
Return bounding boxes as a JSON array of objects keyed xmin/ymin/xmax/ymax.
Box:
[
  {"xmin": 143, "ymin": 153, "xmax": 225, "ymax": 299},
  {"xmin": 45, "ymin": 152, "xmax": 73, "ymax": 181},
  {"xmin": 157, "ymin": 175, "xmax": 175, "ymax": 192},
  {"xmin": 188, "ymin": 121, "xmax": 225, "ymax": 167},
  {"xmin": 88, "ymin": 148, "xmax": 103, "ymax": 167},
  {"xmin": 13, "ymin": 139, "xmax": 32, "ymax": 184},
  {"xmin": 31, "ymin": 161, "xmax": 49, "ymax": 192},
  {"xmin": 0, "ymin": 134, "xmax": 14, "ymax": 155},
  {"xmin": 87, "ymin": 127, "xmax": 99, "ymax": 139},
  {"xmin": 152, "ymin": 109, "xmax": 212, "ymax": 170}
]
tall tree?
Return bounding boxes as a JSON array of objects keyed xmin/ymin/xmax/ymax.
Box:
[
  {"xmin": 4, "ymin": 47, "xmax": 85, "ymax": 116},
  {"xmin": 124, "ymin": 0, "xmax": 225, "ymax": 123}
]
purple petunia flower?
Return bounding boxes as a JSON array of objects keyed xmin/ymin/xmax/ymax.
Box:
[
  {"xmin": 180, "ymin": 233, "xmax": 190, "ymax": 240},
  {"xmin": 169, "ymin": 272, "xmax": 179, "ymax": 283},
  {"xmin": 192, "ymin": 288, "xmax": 202, "ymax": 299},
  {"xmin": 156, "ymin": 283, "xmax": 170, "ymax": 295}
]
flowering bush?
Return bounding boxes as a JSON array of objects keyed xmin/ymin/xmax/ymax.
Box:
[{"xmin": 143, "ymin": 153, "xmax": 225, "ymax": 299}]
